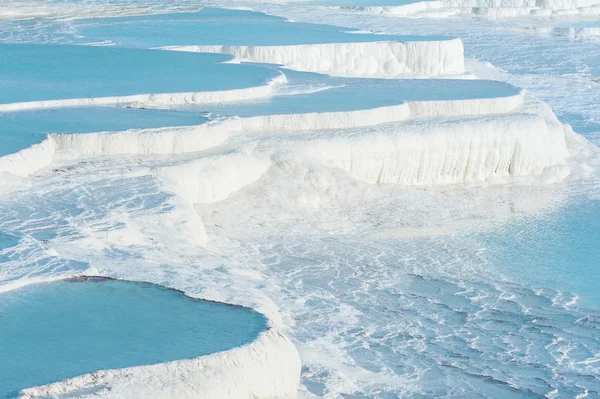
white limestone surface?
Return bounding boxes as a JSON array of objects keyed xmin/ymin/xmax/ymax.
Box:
[
  {"xmin": 0, "ymin": 138, "xmax": 56, "ymax": 177},
  {"xmin": 286, "ymin": 102, "xmax": 569, "ymax": 185},
  {"xmin": 160, "ymin": 39, "xmax": 466, "ymax": 77},
  {"xmin": 407, "ymin": 90, "xmax": 524, "ymax": 116},
  {"xmin": 51, "ymin": 123, "xmax": 234, "ymax": 157},
  {"xmin": 153, "ymin": 97, "xmax": 569, "ymax": 195},
  {"xmin": 518, "ymin": 26, "xmax": 600, "ymax": 38}
]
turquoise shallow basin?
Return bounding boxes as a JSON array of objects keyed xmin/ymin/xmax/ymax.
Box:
[
  {"xmin": 201, "ymin": 69, "xmax": 521, "ymax": 117},
  {"xmin": 0, "ymin": 44, "xmax": 279, "ymax": 105},
  {"xmin": 70, "ymin": 7, "xmax": 451, "ymax": 48},
  {"xmin": 0, "ymin": 278, "xmax": 267, "ymax": 399},
  {"xmin": 474, "ymin": 196, "xmax": 600, "ymax": 309}
]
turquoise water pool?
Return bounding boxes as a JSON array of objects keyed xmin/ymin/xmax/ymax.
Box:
[
  {"xmin": 0, "ymin": 44, "xmax": 278, "ymax": 105},
  {"xmin": 476, "ymin": 196, "xmax": 600, "ymax": 309},
  {"xmin": 0, "ymin": 107, "xmax": 207, "ymax": 157},
  {"xmin": 0, "ymin": 278, "xmax": 267, "ymax": 399},
  {"xmin": 69, "ymin": 8, "xmax": 449, "ymax": 48},
  {"xmin": 199, "ymin": 69, "xmax": 520, "ymax": 117}
]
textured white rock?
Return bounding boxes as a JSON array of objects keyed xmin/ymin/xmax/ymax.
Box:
[
  {"xmin": 0, "ymin": 105, "xmax": 411, "ymax": 178},
  {"xmin": 19, "ymin": 328, "xmax": 301, "ymax": 399},
  {"xmin": 286, "ymin": 102, "xmax": 569, "ymax": 185},
  {"xmin": 154, "ymin": 153, "xmax": 272, "ymax": 204},
  {"xmin": 407, "ymin": 90, "xmax": 524, "ymax": 116},
  {"xmin": 0, "ymin": 91, "xmax": 529, "ymax": 178},
  {"xmin": 240, "ymin": 103, "xmax": 411, "ymax": 130},
  {"xmin": 51, "ymin": 123, "xmax": 234, "ymax": 156},
  {"xmin": 155, "ymin": 98, "xmax": 569, "ymax": 196},
  {"xmin": 0, "ymin": 138, "xmax": 56, "ymax": 177},
  {"xmin": 46, "ymin": 104, "xmax": 411, "ymax": 155},
  {"xmin": 161, "ymin": 40, "xmax": 466, "ymax": 78}
]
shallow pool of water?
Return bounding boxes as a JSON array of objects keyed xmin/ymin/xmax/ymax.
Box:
[
  {"xmin": 68, "ymin": 8, "xmax": 449, "ymax": 48},
  {"xmin": 475, "ymin": 196, "xmax": 600, "ymax": 309},
  {"xmin": 0, "ymin": 44, "xmax": 279, "ymax": 105},
  {"xmin": 199, "ymin": 70, "xmax": 520, "ymax": 117},
  {"xmin": 0, "ymin": 278, "xmax": 267, "ymax": 399}
]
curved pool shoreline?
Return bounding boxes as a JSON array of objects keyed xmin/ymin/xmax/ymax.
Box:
[{"xmin": 1, "ymin": 276, "xmax": 301, "ymax": 399}]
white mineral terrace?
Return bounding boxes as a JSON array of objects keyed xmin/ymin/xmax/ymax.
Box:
[
  {"xmin": 0, "ymin": 11, "xmax": 588, "ymax": 397},
  {"xmin": 160, "ymin": 39, "xmax": 466, "ymax": 78}
]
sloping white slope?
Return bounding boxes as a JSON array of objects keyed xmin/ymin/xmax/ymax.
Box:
[
  {"xmin": 161, "ymin": 39, "xmax": 465, "ymax": 77},
  {"xmin": 290, "ymin": 106, "xmax": 568, "ymax": 185},
  {"xmin": 0, "ymin": 138, "xmax": 55, "ymax": 177},
  {"xmin": 154, "ymin": 153, "xmax": 272, "ymax": 204},
  {"xmin": 19, "ymin": 329, "xmax": 301, "ymax": 399}
]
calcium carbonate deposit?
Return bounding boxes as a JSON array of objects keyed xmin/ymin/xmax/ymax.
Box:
[{"xmin": 0, "ymin": 1, "xmax": 598, "ymax": 399}]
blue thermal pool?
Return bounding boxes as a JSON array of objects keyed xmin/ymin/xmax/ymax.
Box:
[
  {"xmin": 199, "ymin": 70, "xmax": 521, "ymax": 117},
  {"xmin": 474, "ymin": 196, "xmax": 600, "ymax": 309},
  {"xmin": 68, "ymin": 8, "xmax": 450, "ymax": 48},
  {"xmin": 0, "ymin": 44, "xmax": 279, "ymax": 105},
  {"xmin": 0, "ymin": 107, "xmax": 207, "ymax": 157},
  {"xmin": 0, "ymin": 278, "xmax": 268, "ymax": 399}
]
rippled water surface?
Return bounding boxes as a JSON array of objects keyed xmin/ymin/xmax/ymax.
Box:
[
  {"xmin": 476, "ymin": 196, "xmax": 600, "ymax": 309},
  {"xmin": 256, "ymin": 235, "xmax": 600, "ymax": 398},
  {"xmin": 0, "ymin": 44, "xmax": 278, "ymax": 104}
]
